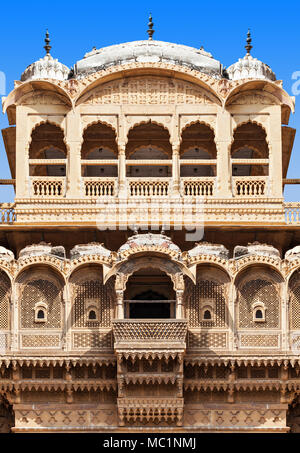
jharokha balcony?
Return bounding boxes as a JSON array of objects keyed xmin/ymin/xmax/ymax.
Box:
[{"xmin": 112, "ymin": 318, "xmax": 188, "ymax": 352}]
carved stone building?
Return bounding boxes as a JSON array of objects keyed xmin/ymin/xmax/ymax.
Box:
[{"xmin": 0, "ymin": 26, "xmax": 300, "ymax": 432}]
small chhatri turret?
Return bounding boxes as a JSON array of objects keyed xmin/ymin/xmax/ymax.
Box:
[
  {"xmin": 20, "ymin": 29, "xmax": 69, "ymax": 82},
  {"xmin": 227, "ymin": 29, "xmax": 276, "ymax": 81}
]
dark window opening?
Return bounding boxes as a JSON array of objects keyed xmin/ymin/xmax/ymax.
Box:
[
  {"xmin": 129, "ymin": 290, "xmax": 171, "ymax": 319},
  {"xmin": 88, "ymin": 310, "xmax": 97, "ymax": 320},
  {"xmin": 203, "ymin": 309, "xmax": 212, "ymax": 320},
  {"xmin": 37, "ymin": 309, "xmax": 45, "ymax": 319},
  {"xmin": 255, "ymin": 309, "xmax": 263, "ymax": 319}
]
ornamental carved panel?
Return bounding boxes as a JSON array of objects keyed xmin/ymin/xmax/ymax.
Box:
[{"xmin": 83, "ymin": 76, "xmax": 215, "ymax": 105}]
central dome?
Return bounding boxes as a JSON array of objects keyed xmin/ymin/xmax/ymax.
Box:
[{"xmin": 73, "ymin": 40, "xmax": 223, "ymax": 79}]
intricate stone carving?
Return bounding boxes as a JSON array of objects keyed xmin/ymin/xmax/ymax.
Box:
[{"xmin": 83, "ymin": 76, "xmax": 215, "ymax": 106}]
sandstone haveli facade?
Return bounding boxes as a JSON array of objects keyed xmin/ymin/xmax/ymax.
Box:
[{"xmin": 0, "ymin": 25, "xmax": 300, "ymax": 432}]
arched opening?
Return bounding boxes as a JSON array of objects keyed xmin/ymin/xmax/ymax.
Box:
[
  {"xmin": 81, "ymin": 123, "xmax": 118, "ymax": 177},
  {"xmin": 124, "ymin": 268, "xmax": 176, "ymax": 319},
  {"xmin": 29, "ymin": 123, "xmax": 67, "ymax": 177},
  {"xmin": 180, "ymin": 123, "xmax": 217, "ymax": 196},
  {"xmin": 231, "ymin": 122, "xmax": 269, "ymax": 177},
  {"xmin": 81, "ymin": 123, "xmax": 118, "ymax": 196},
  {"xmin": 180, "ymin": 123, "xmax": 217, "ymax": 176},
  {"xmin": 126, "ymin": 123, "xmax": 172, "ymax": 196}
]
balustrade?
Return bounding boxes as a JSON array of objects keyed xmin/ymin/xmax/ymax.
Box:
[
  {"xmin": 31, "ymin": 177, "xmax": 65, "ymax": 197},
  {"xmin": 84, "ymin": 178, "xmax": 116, "ymax": 197},
  {"xmin": 233, "ymin": 177, "xmax": 268, "ymax": 197},
  {"xmin": 128, "ymin": 178, "xmax": 170, "ymax": 197},
  {"xmin": 182, "ymin": 178, "xmax": 215, "ymax": 197},
  {"xmin": 0, "ymin": 204, "xmax": 15, "ymax": 224},
  {"xmin": 285, "ymin": 203, "xmax": 300, "ymax": 225}
]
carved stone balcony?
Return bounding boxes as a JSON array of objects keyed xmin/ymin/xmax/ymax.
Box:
[
  {"xmin": 113, "ymin": 319, "xmax": 187, "ymax": 352},
  {"xmin": 117, "ymin": 397, "xmax": 184, "ymax": 426}
]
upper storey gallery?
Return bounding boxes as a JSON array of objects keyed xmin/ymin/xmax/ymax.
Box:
[{"xmin": 0, "ymin": 28, "xmax": 296, "ymax": 223}]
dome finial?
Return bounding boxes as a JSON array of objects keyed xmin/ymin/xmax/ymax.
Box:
[
  {"xmin": 245, "ymin": 28, "xmax": 253, "ymax": 55},
  {"xmin": 44, "ymin": 29, "xmax": 52, "ymax": 55},
  {"xmin": 147, "ymin": 13, "xmax": 155, "ymax": 40}
]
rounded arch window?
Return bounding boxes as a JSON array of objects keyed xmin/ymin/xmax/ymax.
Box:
[
  {"xmin": 34, "ymin": 302, "xmax": 48, "ymax": 323},
  {"xmin": 37, "ymin": 309, "xmax": 45, "ymax": 319},
  {"xmin": 253, "ymin": 303, "xmax": 266, "ymax": 323}
]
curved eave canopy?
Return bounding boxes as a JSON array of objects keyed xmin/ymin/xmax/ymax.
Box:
[
  {"xmin": 226, "ymin": 79, "xmax": 295, "ymax": 124},
  {"xmin": 2, "ymin": 80, "xmax": 72, "ymax": 120}
]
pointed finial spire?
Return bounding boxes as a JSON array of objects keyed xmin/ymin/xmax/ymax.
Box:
[
  {"xmin": 147, "ymin": 14, "xmax": 154, "ymax": 40},
  {"xmin": 245, "ymin": 29, "xmax": 253, "ymax": 55},
  {"xmin": 44, "ymin": 29, "xmax": 52, "ymax": 55}
]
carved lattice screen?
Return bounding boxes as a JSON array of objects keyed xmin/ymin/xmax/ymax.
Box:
[
  {"xmin": 72, "ymin": 274, "xmax": 114, "ymax": 328},
  {"xmin": 0, "ymin": 271, "xmax": 11, "ymax": 330},
  {"xmin": 19, "ymin": 270, "xmax": 62, "ymax": 329},
  {"xmin": 290, "ymin": 273, "xmax": 300, "ymax": 330},
  {"xmin": 185, "ymin": 276, "xmax": 227, "ymax": 328},
  {"xmin": 238, "ymin": 275, "xmax": 281, "ymax": 329}
]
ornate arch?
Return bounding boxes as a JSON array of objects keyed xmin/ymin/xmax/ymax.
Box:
[{"xmin": 105, "ymin": 254, "xmax": 195, "ymax": 290}]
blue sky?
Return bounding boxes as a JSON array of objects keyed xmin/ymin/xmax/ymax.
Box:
[{"xmin": 0, "ymin": 0, "xmax": 299, "ymax": 202}]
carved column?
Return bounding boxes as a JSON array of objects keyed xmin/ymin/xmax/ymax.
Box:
[
  {"xmin": 176, "ymin": 291, "xmax": 184, "ymax": 319},
  {"xmin": 116, "ymin": 291, "xmax": 124, "ymax": 319},
  {"xmin": 63, "ymin": 283, "xmax": 72, "ymax": 351},
  {"xmin": 215, "ymin": 110, "xmax": 232, "ymax": 198},
  {"xmin": 66, "ymin": 110, "xmax": 82, "ymax": 198},
  {"xmin": 171, "ymin": 143, "xmax": 181, "ymax": 197},
  {"xmin": 10, "ymin": 282, "xmax": 19, "ymax": 352},
  {"xmin": 15, "ymin": 107, "xmax": 30, "ymax": 198},
  {"xmin": 118, "ymin": 143, "xmax": 127, "ymax": 198},
  {"xmin": 268, "ymin": 106, "xmax": 283, "ymax": 198}
]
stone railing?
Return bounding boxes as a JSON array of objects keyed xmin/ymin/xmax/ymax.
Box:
[
  {"xmin": 285, "ymin": 203, "xmax": 300, "ymax": 225},
  {"xmin": 233, "ymin": 176, "xmax": 268, "ymax": 197},
  {"xmin": 128, "ymin": 178, "xmax": 170, "ymax": 197},
  {"xmin": 113, "ymin": 319, "xmax": 187, "ymax": 342},
  {"xmin": 117, "ymin": 397, "xmax": 184, "ymax": 425},
  {"xmin": 182, "ymin": 177, "xmax": 215, "ymax": 197},
  {"xmin": 0, "ymin": 203, "xmax": 16, "ymax": 224},
  {"xmin": 83, "ymin": 178, "xmax": 117, "ymax": 197},
  {"xmin": 31, "ymin": 177, "xmax": 65, "ymax": 197}
]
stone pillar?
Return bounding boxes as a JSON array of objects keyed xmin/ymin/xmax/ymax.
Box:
[
  {"xmin": 66, "ymin": 110, "xmax": 82, "ymax": 198},
  {"xmin": 215, "ymin": 110, "xmax": 232, "ymax": 198},
  {"xmin": 10, "ymin": 282, "xmax": 19, "ymax": 352},
  {"xmin": 176, "ymin": 291, "xmax": 184, "ymax": 319},
  {"xmin": 268, "ymin": 106, "xmax": 283, "ymax": 198},
  {"xmin": 118, "ymin": 143, "xmax": 127, "ymax": 198},
  {"xmin": 15, "ymin": 107, "xmax": 30, "ymax": 198},
  {"xmin": 171, "ymin": 143, "xmax": 181, "ymax": 197},
  {"xmin": 116, "ymin": 291, "xmax": 124, "ymax": 319},
  {"xmin": 63, "ymin": 284, "xmax": 72, "ymax": 351}
]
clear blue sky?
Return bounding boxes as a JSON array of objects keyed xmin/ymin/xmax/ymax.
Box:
[{"xmin": 0, "ymin": 0, "xmax": 299, "ymax": 202}]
